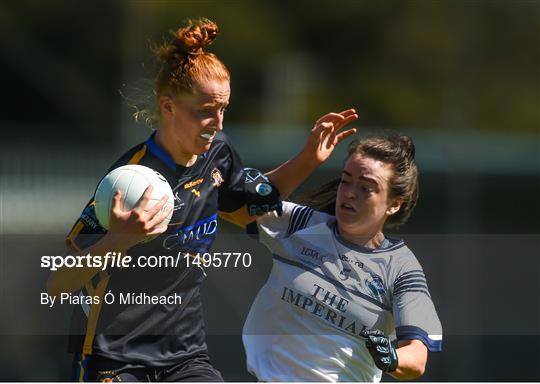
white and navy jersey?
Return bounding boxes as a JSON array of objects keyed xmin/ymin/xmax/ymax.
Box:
[
  {"xmin": 67, "ymin": 131, "xmax": 248, "ymax": 368},
  {"xmin": 243, "ymin": 202, "xmax": 442, "ymax": 382}
]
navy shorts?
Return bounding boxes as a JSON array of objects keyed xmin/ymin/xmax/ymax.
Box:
[{"xmin": 72, "ymin": 353, "xmax": 224, "ymax": 382}]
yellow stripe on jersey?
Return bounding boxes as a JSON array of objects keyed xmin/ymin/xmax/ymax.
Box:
[
  {"xmin": 77, "ymin": 353, "xmax": 86, "ymax": 382},
  {"xmin": 76, "ymin": 144, "xmax": 146, "ymax": 358},
  {"xmin": 128, "ymin": 145, "xmax": 147, "ymax": 165},
  {"xmin": 85, "ymin": 282, "xmax": 95, "ymax": 297},
  {"xmin": 66, "ymin": 220, "xmax": 85, "ymax": 252},
  {"xmin": 218, "ymin": 210, "xmax": 244, "ymax": 228},
  {"xmin": 71, "ymin": 147, "xmax": 147, "ymax": 360},
  {"xmin": 218, "ymin": 206, "xmax": 252, "ymax": 228},
  {"xmin": 82, "ymin": 270, "xmax": 111, "ymax": 356}
]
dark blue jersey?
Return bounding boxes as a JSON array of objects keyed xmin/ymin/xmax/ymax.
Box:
[{"xmin": 66, "ymin": 132, "xmax": 248, "ymax": 366}]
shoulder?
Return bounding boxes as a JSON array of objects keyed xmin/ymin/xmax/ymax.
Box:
[
  {"xmin": 385, "ymin": 242, "xmax": 423, "ymax": 275},
  {"xmin": 106, "ymin": 142, "xmax": 148, "ymax": 171},
  {"xmin": 107, "ymin": 137, "xmax": 178, "ymax": 177},
  {"xmin": 284, "ymin": 202, "xmax": 333, "ymax": 236},
  {"xmin": 391, "ymin": 244, "xmax": 422, "ymax": 271},
  {"xmin": 256, "ymin": 201, "xmax": 333, "ymax": 238},
  {"xmin": 388, "ymin": 244, "xmax": 431, "ymax": 296}
]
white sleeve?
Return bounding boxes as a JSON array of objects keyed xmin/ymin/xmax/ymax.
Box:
[
  {"xmin": 248, "ymin": 201, "xmax": 324, "ymax": 253},
  {"xmin": 257, "ymin": 201, "xmax": 314, "ymax": 236},
  {"xmin": 392, "ymin": 253, "xmax": 443, "ymax": 352}
]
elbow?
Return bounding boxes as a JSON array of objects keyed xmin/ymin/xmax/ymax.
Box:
[
  {"xmin": 408, "ymin": 363, "xmax": 426, "ymax": 380},
  {"xmin": 399, "ymin": 364, "xmax": 426, "ymax": 380},
  {"xmin": 391, "ymin": 361, "xmax": 426, "ymax": 380}
]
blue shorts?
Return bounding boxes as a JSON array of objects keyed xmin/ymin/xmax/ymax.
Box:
[{"xmin": 72, "ymin": 353, "xmax": 224, "ymax": 382}]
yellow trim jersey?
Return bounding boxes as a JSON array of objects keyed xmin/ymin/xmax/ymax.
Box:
[{"xmin": 67, "ymin": 132, "xmax": 250, "ymax": 367}]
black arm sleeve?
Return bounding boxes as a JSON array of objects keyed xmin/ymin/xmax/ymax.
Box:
[{"xmin": 216, "ymin": 133, "xmax": 281, "ymax": 215}]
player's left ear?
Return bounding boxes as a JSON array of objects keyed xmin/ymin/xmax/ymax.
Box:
[
  {"xmin": 159, "ymin": 95, "xmax": 175, "ymax": 117},
  {"xmin": 386, "ymin": 197, "xmax": 402, "ymax": 216}
]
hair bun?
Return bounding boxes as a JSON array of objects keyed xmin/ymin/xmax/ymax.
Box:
[
  {"xmin": 174, "ymin": 18, "xmax": 219, "ymax": 55},
  {"xmin": 399, "ymin": 135, "xmax": 415, "ymax": 162}
]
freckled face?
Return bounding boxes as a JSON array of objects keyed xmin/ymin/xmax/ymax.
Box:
[
  {"xmin": 166, "ymin": 80, "xmax": 230, "ymax": 155},
  {"xmin": 336, "ymin": 154, "xmax": 396, "ymax": 236}
]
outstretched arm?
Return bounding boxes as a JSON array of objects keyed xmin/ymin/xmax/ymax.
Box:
[
  {"xmin": 266, "ymin": 109, "xmax": 357, "ymax": 199},
  {"xmin": 219, "ymin": 109, "xmax": 357, "ymax": 227}
]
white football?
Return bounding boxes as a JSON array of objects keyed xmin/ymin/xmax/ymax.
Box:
[{"xmin": 94, "ymin": 164, "xmax": 174, "ymax": 231}]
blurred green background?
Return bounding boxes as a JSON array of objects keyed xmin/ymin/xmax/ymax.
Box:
[{"xmin": 0, "ymin": 0, "xmax": 538, "ymax": 381}]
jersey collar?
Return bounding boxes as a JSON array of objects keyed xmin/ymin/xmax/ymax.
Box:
[
  {"xmin": 145, "ymin": 131, "xmax": 209, "ymax": 173},
  {"xmin": 145, "ymin": 131, "xmax": 177, "ymax": 172},
  {"xmin": 330, "ymin": 221, "xmax": 405, "ymax": 253}
]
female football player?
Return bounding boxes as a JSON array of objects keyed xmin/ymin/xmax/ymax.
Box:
[
  {"xmin": 47, "ymin": 18, "xmax": 358, "ymax": 382},
  {"xmin": 241, "ymin": 135, "xmax": 443, "ymax": 382}
]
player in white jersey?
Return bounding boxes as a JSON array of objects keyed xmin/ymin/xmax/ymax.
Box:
[{"xmin": 241, "ymin": 135, "xmax": 442, "ymax": 382}]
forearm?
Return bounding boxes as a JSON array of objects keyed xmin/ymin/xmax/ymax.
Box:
[
  {"xmin": 219, "ymin": 150, "xmax": 321, "ymax": 228},
  {"xmin": 220, "ymin": 109, "xmax": 357, "ymax": 227},
  {"xmin": 46, "ymin": 234, "xmax": 126, "ymax": 296},
  {"xmin": 265, "ymin": 149, "xmax": 321, "ymax": 199},
  {"xmin": 388, "ymin": 341, "xmax": 428, "ymax": 380}
]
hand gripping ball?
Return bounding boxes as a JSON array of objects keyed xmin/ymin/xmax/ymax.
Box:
[{"xmin": 94, "ymin": 164, "xmax": 174, "ymax": 231}]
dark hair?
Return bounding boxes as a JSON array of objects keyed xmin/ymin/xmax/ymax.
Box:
[
  {"xmin": 295, "ymin": 135, "xmax": 419, "ymax": 228},
  {"xmin": 133, "ymin": 18, "xmax": 230, "ymax": 127}
]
